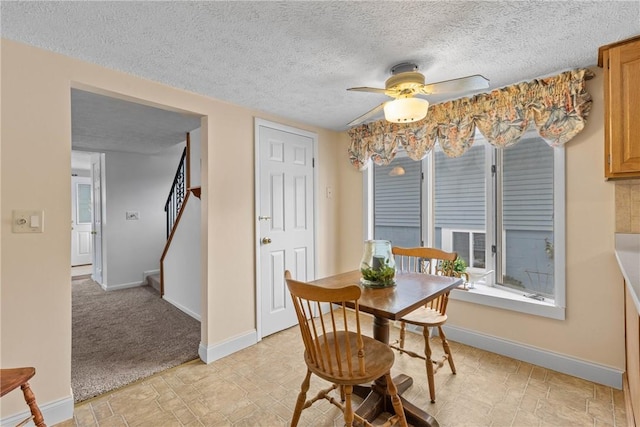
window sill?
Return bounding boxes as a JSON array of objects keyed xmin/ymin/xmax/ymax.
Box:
[{"xmin": 450, "ymin": 283, "xmax": 565, "ymax": 320}]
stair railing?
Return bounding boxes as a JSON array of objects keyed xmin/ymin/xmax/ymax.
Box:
[{"xmin": 164, "ymin": 147, "xmax": 187, "ymax": 238}]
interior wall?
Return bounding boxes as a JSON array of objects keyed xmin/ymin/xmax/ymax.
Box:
[
  {"xmin": 0, "ymin": 39, "xmax": 344, "ymax": 421},
  {"xmin": 2, "ymin": 40, "xmax": 74, "ymax": 420},
  {"xmin": 103, "ymin": 145, "xmax": 184, "ymax": 288},
  {"xmin": 164, "ymin": 128, "xmax": 202, "ymax": 319},
  {"xmin": 72, "ymin": 168, "xmax": 91, "ymax": 177},
  {"xmin": 336, "ymin": 132, "xmax": 365, "ymax": 272},
  {"xmin": 164, "ymin": 196, "xmax": 201, "ymax": 319},
  {"xmin": 189, "ymin": 127, "xmax": 201, "ymax": 188},
  {"xmin": 335, "ymin": 66, "xmax": 625, "ymax": 372}
]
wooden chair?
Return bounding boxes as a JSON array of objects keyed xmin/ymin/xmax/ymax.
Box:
[
  {"xmin": 284, "ymin": 271, "xmax": 408, "ymax": 427},
  {"xmin": 390, "ymin": 247, "xmax": 458, "ymax": 403},
  {"xmin": 0, "ymin": 367, "xmax": 46, "ymax": 427}
]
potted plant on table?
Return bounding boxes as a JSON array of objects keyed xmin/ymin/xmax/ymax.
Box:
[
  {"xmin": 359, "ymin": 240, "xmax": 396, "ymax": 288},
  {"xmin": 361, "ymin": 257, "xmax": 396, "ymax": 288}
]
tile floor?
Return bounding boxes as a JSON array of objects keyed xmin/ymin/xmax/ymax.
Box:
[{"xmin": 56, "ymin": 315, "xmax": 627, "ymax": 427}]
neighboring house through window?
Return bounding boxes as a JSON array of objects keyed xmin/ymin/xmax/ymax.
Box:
[{"xmin": 365, "ymin": 128, "xmax": 565, "ymax": 319}]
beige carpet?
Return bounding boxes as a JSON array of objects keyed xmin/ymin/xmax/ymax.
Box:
[{"xmin": 72, "ymin": 278, "xmax": 200, "ymax": 402}]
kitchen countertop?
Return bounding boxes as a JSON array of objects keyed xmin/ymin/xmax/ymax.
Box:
[{"xmin": 615, "ymin": 233, "xmax": 640, "ymax": 313}]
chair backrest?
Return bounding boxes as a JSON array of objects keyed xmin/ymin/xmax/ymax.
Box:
[
  {"xmin": 392, "ymin": 247, "xmax": 458, "ymax": 314},
  {"xmin": 284, "ymin": 270, "xmax": 366, "ymax": 379}
]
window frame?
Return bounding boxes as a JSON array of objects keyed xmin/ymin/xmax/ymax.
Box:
[
  {"xmin": 440, "ymin": 228, "xmax": 486, "ymax": 269},
  {"xmin": 363, "ymin": 131, "xmax": 566, "ymax": 320}
]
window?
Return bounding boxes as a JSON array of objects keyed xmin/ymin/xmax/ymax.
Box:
[
  {"xmin": 441, "ymin": 229, "xmax": 486, "ymax": 268},
  {"xmin": 434, "ymin": 142, "xmax": 487, "ymax": 269},
  {"xmin": 76, "ymin": 183, "xmax": 93, "ymax": 224},
  {"xmin": 500, "ymin": 135, "xmax": 555, "ymax": 298},
  {"xmin": 366, "ymin": 128, "xmax": 565, "ymax": 319},
  {"xmin": 372, "ymin": 156, "xmax": 422, "ymax": 248}
]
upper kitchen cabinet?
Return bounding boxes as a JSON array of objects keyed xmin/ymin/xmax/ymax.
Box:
[{"xmin": 599, "ymin": 35, "xmax": 640, "ymax": 179}]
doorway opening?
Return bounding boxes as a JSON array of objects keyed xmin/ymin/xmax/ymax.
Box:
[
  {"xmin": 69, "ymin": 87, "xmax": 204, "ymax": 402},
  {"xmin": 71, "ymin": 150, "xmax": 98, "ymax": 280}
]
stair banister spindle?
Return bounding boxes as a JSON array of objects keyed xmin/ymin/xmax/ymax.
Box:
[{"xmin": 164, "ymin": 147, "xmax": 188, "ymax": 238}]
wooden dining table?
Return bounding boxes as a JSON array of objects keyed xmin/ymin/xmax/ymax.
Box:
[{"xmin": 310, "ymin": 270, "xmax": 463, "ymax": 427}]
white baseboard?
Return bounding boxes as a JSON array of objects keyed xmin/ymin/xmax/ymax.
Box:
[
  {"xmin": 442, "ymin": 324, "xmax": 623, "ymax": 389},
  {"xmin": 102, "ymin": 281, "xmax": 144, "ymax": 291},
  {"xmin": 1, "ymin": 394, "xmax": 74, "ymax": 426},
  {"xmin": 198, "ymin": 330, "xmax": 257, "ymax": 364},
  {"xmin": 163, "ymin": 295, "xmax": 201, "ymax": 321}
]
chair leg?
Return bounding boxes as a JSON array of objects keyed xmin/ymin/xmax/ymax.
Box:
[
  {"xmin": 438, "ymin": 326, "xmax": 456, "ymax": 374},
  {"xmin": 422, "ymin": 326, "xmax": 436, "ymax": 403},
  {"xmin": 384, "ymin": 373, "xmax": 408, "ymax": 427},
  {"xmin": 291, "ymin": 369, "xmax": 312, "ymax": 427},
  {"xmin": 21, "ymin": 382, "xmax": 46, "ymax": 427},
  {"xmin": 343, "ymin": 385, "xmax": 354, "ymax": 427},
  {"xmin": 399, "ymin": 321, "xmax": 406, "ymax": 350}
]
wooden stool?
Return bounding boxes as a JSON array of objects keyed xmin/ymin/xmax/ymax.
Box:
[{"xmin": 0, "ymin": 367, "xmax": 46, "ymax": 427}]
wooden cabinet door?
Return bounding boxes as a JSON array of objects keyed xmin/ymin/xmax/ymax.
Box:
[{"xmin": 606, "ymin": 39, "xmax": 640, "ymax": 178}]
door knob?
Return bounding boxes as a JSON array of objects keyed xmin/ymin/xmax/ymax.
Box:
[
  {"xmin": 91, "ymin": 231, "xmax": 97, "ymax": 235},
  {"xmin": 262, "ymin": 237, "xmax": 272, "ymax": 244}
]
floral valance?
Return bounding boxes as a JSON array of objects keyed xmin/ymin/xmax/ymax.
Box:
[{"xmin": 347, "ymin": 68, "xmax": 594, "ymax": 171}]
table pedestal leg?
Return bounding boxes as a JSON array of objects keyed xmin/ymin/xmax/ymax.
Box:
[
  {"xmin": 373, "ymin": 316, "xmax": 389, "ymax": 344},
  {"xmin": 353, "ymin": 316, "xmax": 439, "ymax": 426},
  {"xmin": 353, "ymin": 385, "xmax": 439, "ymax": 427},
  {"xmin": 400, "ymin": 397, "xmax": 440, "ymax": 427}
]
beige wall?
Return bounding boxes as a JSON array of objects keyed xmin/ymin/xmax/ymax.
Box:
[
  {"xmin": 336, "ymin": 133, "xmax": 366, "ymax": 272},
  {"xmin": 616, "ymin": 181, "xmax": 640, "ymax": 233},
  {"xmin": 1, "ymin": 38, "xmax": 625, "ymax": 419},
  {"xmin": 0, "ymin": 39, "xmax": 346, "ymax": 417},
  {"xmin": 335, "ymin": 67, "xmax": 626, "ymax": 370}
]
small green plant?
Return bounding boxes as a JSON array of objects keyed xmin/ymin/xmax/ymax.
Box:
[
  {"xmin": 360, "ymin": 258, "xmax": 395, "ymax": 286},
  {"xmin": 442, "ymin": 257, "xmax": 467, "ymax": 274}
]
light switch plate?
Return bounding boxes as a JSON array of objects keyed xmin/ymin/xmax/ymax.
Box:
[
  {"xmin": 126, "ymin": 211, "xmax": 139, "ymax": 220},
  {"xmin": 12, "ymin": 210, "xmax": 44, "ymax": 233}
]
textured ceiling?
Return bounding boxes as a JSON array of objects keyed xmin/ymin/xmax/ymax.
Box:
[
  {"xmin": 2, "ymin": 1, "xmax": 639, "ymax": 153},
  {"xmin": 71, "ymin": 89, "xmax": 201, "ymax": 154}
]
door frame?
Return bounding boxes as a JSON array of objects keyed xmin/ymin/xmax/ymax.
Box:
[
  {"xmin": 254, "ymin": 118, "xmax": 319, "ymax": 341},
  {"xmin": 90, "ymin": 152, "xmax": 107, "ymax": 286}
]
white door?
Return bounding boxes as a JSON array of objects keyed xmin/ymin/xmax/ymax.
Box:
[
  {"xmin": 91, "ymin": 154, "xmax": 104, "ymax": 284},
  {"xmin": 71, "ymin": 176, "xmax": 93, "ymax": 266},
  {"xmin": 257, "ymin": 120, "xmax": 316, "ymax": 338}
]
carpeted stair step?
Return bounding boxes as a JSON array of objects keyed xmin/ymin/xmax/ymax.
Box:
[{"xmin": 147, "ymin": 273, "xmax": 161, "ymax": 293}]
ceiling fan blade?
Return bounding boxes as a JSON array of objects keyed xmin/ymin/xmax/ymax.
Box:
[
  {"xmin": 420, "ymin": 74, "xmax": 490, "ymax": 95},
  {"xmin": 347, "ymin": 86, "xmax": 388, "ymax": 95},
  {"xmin": 347, "ymin": 102, "xmax": 386, "ymax": 127}
]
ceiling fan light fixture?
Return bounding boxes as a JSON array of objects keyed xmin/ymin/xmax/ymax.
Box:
[{"xmin": 383, "ymin": 97, "xmax": 429, "ymax": 123}]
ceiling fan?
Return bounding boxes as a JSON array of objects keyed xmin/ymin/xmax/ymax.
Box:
[{"xmin": 347, "ymin": 62, "xmax": 489, "ymax": 127}]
